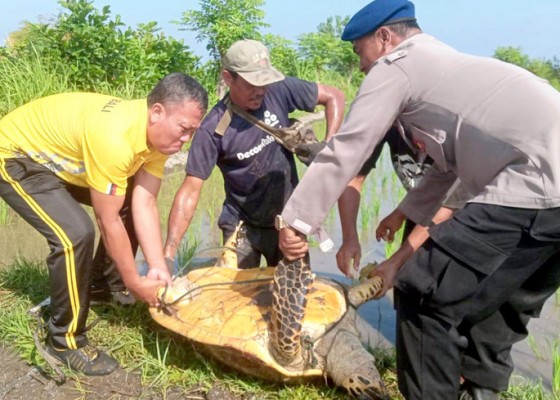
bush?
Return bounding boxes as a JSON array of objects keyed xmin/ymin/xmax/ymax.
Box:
[{"xmin": 5, "ymin": 0, "xmax": 200, "ymax": 96}]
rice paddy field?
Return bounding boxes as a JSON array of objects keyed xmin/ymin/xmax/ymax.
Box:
[{"xmin": 1, "ymin": 146, "xmax": 559, "ymax": 399}]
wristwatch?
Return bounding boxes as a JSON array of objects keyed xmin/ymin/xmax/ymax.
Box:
[{"xmin": 274, "ymin": 215, "xmax": 289, "ymax": 230}]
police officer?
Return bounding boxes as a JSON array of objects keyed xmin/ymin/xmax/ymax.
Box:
[{"xmin": 276, "ymin": 0, "xmax": 560, "ymax": 399}]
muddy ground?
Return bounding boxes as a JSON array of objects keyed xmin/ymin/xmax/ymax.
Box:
[{"xmin": 0, "ymin": 346, "xmax": 243, "ymax": 400}]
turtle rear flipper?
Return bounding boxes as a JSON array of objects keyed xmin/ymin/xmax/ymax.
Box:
[
  {"xmin": 326, "ymin": 328, "xmax": 388, "ymax": 400},
  {"xmin": 348, "ymin": 276, "xmax": 384, "ymax": 307}
]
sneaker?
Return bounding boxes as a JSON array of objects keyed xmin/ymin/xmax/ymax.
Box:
[
  {"xmin": 90, "ymin": 285, "xmax": 136, "ymax": 306},
  {"xmin": 47, "ymin": 343, "xmax": 119, "ymax": 376}
]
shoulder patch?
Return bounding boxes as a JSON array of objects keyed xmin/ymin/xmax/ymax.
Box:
[{"xmin": 385, "ymin": 50, "xmax": 408, "ymax": 63}]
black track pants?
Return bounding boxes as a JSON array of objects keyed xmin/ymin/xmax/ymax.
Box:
[{"xmin": 0, "ymin": 158, "xmax": 94, "ymax": 349}]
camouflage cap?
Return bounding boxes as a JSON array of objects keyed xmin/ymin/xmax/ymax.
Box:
[{"xmin": 222, "ymin": 40, "xmax": 285, "ymax": 87}]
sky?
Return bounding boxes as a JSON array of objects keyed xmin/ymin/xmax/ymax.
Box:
[{"xmin": 1, "ymin": 0, "xmax": 559, "ymax": 61}]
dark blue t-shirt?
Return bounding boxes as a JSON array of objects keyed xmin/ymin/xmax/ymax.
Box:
[{"xmin": 186, "ymin": 76, "xmax": 318, "ymax": 231}]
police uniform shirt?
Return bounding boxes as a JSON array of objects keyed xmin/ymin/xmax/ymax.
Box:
[
  {"xmin": 0, "ymin": 93, "xmax": 167, "ymax": 196},
  {"xmin": 186, "ymin": 77, "xmax": 318, "ymax": 230},
  {"xmin": 281, "ymin": 33, "xmax": 560, "ymax": 235}
]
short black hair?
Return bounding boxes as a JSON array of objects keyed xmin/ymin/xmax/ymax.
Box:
[{"xmin": 147, "ymin": 73, "xmax": 208, "ymax": 113}]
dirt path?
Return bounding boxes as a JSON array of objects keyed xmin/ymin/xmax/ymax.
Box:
[
  {"xmin": 0, "ymin": 346, "xmax": 158, "ymax": 400},
  {"xmin": 0, "ymin": 346, "xmax": 240, "ymax": 400}
]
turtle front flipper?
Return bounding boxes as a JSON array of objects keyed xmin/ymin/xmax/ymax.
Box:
[
  {"xmin": 269, "ymin": 254, "xmax": 313, "ymax": 366},
  {"xmin": 326, "ymin": 328, "xmax": 389, "ymax": 400}
]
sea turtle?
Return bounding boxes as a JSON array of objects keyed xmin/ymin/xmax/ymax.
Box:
[{"xmin": 149, "ymin": 232, "xmax": 388, "ymax": 399}]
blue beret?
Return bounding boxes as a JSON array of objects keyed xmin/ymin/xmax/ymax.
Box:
[{"xmin": 341, "ymin": 0, "xmax": 416, "ymax": 41}]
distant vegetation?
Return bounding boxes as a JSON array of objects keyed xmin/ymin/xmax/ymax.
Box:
[
  {"xmin": 0, "ymin": 0, "xmax": 362, "ymax": 115},
  {"xmin": 1, "ymin": 0, "xmax": 558, "ymax": 117},
  {"xmin": 494, "ymin": 46, "xmax": 560, "ymax": 90}
]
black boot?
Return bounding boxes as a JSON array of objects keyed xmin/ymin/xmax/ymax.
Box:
[{"xmin": 458, "ymin": 381, "xmax": 500, "ymax": 400}]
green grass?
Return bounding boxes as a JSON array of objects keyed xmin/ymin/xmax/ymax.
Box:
[
  {"xmin": 0, "ymin": 257, "xmax": 392, "ymax": 399},
  {"xmin": 529, "ymin": 334, "xmax": 546, "ymax": 361},
  {"xmin": 0, "ymin": 198, "xmax": 15, "ymax": 225},
  {"xmin": 0, "ymin": 51, "xmax": 74, "ymax": 117},
  {"xmin": 2, "ymin": 257, "xmax": 558, "ymax": 399},
  {"xmin": 552, "ymin": 340, "xmax": 560, "ymax": 398}
]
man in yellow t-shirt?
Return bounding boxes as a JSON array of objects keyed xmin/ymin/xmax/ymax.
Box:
[{"xmin": 0, "ymin": 73, "xmax": 207, "ymax": 376}]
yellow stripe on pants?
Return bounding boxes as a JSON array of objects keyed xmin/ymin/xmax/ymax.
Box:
[{"xmin": 0, "ymin": 159, "xmax": 81, "ymax": 349}]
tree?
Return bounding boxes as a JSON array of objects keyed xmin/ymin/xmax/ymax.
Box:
[
  {"xmin": 178, "ymin": 0, "xmax": 268, "ymax": 65},
  {"xmin": 298, "ymin": 16, "xmax": 358, "ymax": 80},
  {"xmin": 262, "ymin": 33, "xmax": 298, "ymax": 76},
  {"xmin": 494, "ymin": 46, "xmax": 560, "ymax": 90},
  {"xmin": 177, "ymin": 0, "xmax": 268, "ymax": 97},
  {"xmin": 6, "ymin": 0, "xmax": 199, "ymax": 95}
]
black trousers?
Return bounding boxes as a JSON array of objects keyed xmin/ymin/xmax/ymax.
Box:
[
  {"xmin": 0, "ymin": 158, "xmax": 136, "ymax": 349},
  {"xmin": 394, "ymin": 203, "xmax": 560, "ymax": 399},
  {"xmin": 222, "ymin": 223, "xmax": 283, "ymax": 268}
]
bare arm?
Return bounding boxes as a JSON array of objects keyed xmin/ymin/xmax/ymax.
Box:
[
  {"xmin": 370, "ymin": 206, "xmax": 455, "ymax": 297},
  {"xmin": 164, "ymin": 174, "xmax": 204, "ymax": 260},
  {"xmin": 90, "ymin": 184, "xmax": 166, "ymax": 305},
  {"xmin": 375, "ymin": 207, "xmax": 407, "ymax": 243},
  {"xmin": 336, "ymin": 175, "xmax": 367, "ymax": 277},
  {"xmin": 131, "ymin": 169, "xmax": 171, "ymax": 283},
  {"xmin": 316, "ymin": 83, "xmax": 345, "ymax": 141}
]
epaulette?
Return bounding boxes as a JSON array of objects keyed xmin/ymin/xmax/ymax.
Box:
[{"xmin": 385, "ymin": 49, "xmax": 408, "ymax": 63}]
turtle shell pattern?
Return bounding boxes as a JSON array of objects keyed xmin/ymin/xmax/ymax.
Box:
[{"xmin": 149, "ymin": 266, "xmax": 348, "ymax": 382}]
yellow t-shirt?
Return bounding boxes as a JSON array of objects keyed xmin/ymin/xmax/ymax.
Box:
[{"xmin": 0, "ymin": 93, "xmax": 168, "ymax": 196}]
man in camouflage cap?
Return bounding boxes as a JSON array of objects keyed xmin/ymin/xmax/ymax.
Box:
[{"xmin": 164, "ymin": 39, "xmax": 345, "ymax": 269}]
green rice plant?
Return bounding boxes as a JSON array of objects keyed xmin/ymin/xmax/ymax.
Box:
[
  {"xmin": 380, "ymin": 174, "xmax": 390, "ymax": 195},
  {"xmin": 552, "ymin": 339, "xmax": 560, "ymax": 398},
  {"xmin": 307, "ymin": 236, "xmax": 320, "ymax": 249},
  {"xmin": 198, "ymin": 168, "xmax": 225, "ymax": 230},
  {"xmin": 385, "ymin": 226, "xmax": 405, "ymax": 259},
  {"xmin": 175, "ymin": 236, "xmax": 200, "ymax": 276},
  {"xmin": 359, "ymin": 202, "xmax": 375, "ymax": 232},
  {"xmin": 293, "ymin": 59, "xmax": 317, "ymax": 83},
  {"xmin": 0, "ymin": 51, "xmax": 73, "ymax": 117},
  {"xmin": 504, "ymin": 377, "xmax": 552, "ymax": 400},
  {"xmin": 92, "ymin": 78, "xmax": 145, "ymax": 100},
  {"xmin": 528, "ymin": 334, "xmax": 545, "ymax": 361},
  {"xmin": 359, "ymin": 170, "xmax": 379, "ymax": 232},
  {"xmin": 395, "ymin": 184, "xmax": 407, "ymax": 203},
  {"xmin": 0, "ymin": 198, "xmax": 15, "ymax": 225},
  {"xmin": 157, "ymin": 170, "xmax": 186, "ymax": 224}
]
